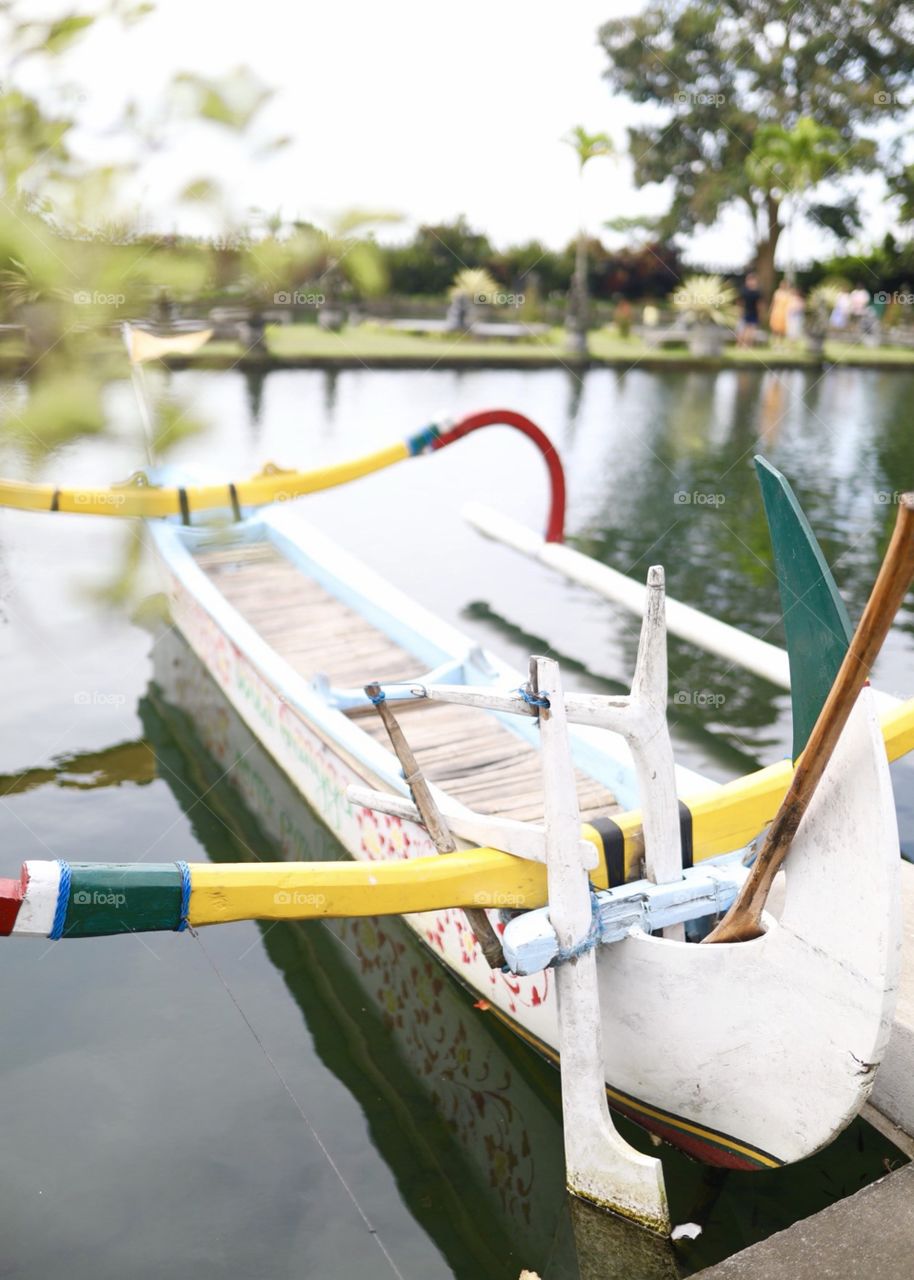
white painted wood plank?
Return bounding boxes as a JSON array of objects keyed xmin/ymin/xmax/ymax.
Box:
[
  {"xmin": 13, "ymin": 861, "xmax": 61, "ymax": 936},
  {"xmin": 464, "ymin": 502, "xmax": 791, "ymax": 687},
  {"xmin": 347, "ymin": 783, "xmax": 599, "ymax": 869}
]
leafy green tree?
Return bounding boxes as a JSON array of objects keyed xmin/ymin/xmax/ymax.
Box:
[
  {"xmin": 238, "ymin": 210, "xmax": 397, "ymax": 340},
  {"xmin": 563, "ymin": 126, "xmax": 615, "ymax": 355},
  {"xmin": 385, "ymin": 217, "xmax": 494, "ymax": 296},
  {"xmin": 599, "ymin": 1, "xmax": 913, "ymax": 300},
  {"xmin": 888, "ymin": 165, "xmax": 914, "ymax": 228},
  {"xmin": 747, "ymin": 117, "xmax": 847, "ymax": 277},
  {"xmin": 488, "ymin": 240, "xmax": 568, "ymax": 297},
  {"xmin": 0, "ymin": 5, "xmax": 289, "ymax": 447}
]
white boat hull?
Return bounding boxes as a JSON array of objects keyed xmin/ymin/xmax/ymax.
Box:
[{"xmin": 153, "ymin": 517, "xmax": 901, "ymax": 1170}]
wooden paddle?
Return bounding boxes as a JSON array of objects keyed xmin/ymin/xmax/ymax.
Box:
[
  {"xmin": 364, "ymin": 681, "xmax": 505, "ymax": 967},
  {"xmin": 704, "ymin": 493, "xmax": 914, "ymax": 944}
]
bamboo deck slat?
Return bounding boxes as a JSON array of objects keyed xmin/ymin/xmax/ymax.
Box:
[{"xmin": 197, "ymin": 545, "xmax": 619, "ymax": 825}]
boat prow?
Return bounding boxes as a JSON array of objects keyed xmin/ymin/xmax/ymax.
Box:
[{"xmin": 594, "ymin": 685, "xmax": 901, "ymax": 1168}]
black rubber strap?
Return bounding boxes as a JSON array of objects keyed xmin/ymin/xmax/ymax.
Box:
[
  {"xmin": 228, "ymin": 483, "xmax": 242, "ymax": 522},
  {"xmin": 50, "ymin": 489, "xmax": 60, "ymax": 512},
  {"xmin": 592, "ymin": 806, "xmax": 693, "ymax": 885},
  {"xmin": 589, "ymin": 816, "xmax": 626, "ymax": 888},
  {"xmin": 178, "ymin": 487, "xmax": 191, "ymax": 526},
  {"xmin": 678, "ymin": 800, "xmax": 694, "ymax": 869}
]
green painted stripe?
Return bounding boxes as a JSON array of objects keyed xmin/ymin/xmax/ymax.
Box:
[{"xmin": 62, "ymin": 864, "xmax": 185, "ymax": 937}]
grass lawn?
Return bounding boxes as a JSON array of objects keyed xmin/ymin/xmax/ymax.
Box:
[
  {"xmin": 3, "ymin": 323, "xmax": 914, "ymax": 373},
  {"xmin": 200, "ymin": 323, "xmax": 914, "ymax": 370}
]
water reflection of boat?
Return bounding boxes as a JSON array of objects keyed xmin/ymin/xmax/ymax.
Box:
[
  {"xmin": 144, "ymin": 626, "xmax": 584, "ymax": 1277},
  {"xmin": 141, "ymin": 627, "xmax": 903, "ymax": 1279}
]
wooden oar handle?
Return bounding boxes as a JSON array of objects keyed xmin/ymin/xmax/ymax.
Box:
[
  {"xmin": 364, "ymin": 682, "xmax": 456, "ymax": 854},
  {"xmin": 706, "ymin": 494, "xmax": 914, "ymax": 943},
  {"xmin": 777, "ymin": 494, "xmax": 914, "ymax": 826},
  {"xmin": 364, "ymin": 681, "xmax": 505, "ymax": 968}
]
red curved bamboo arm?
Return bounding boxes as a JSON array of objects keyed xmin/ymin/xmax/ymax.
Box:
[{"xmin": 430, "ymin": 409, "xmax": 566, "ymax": 543}]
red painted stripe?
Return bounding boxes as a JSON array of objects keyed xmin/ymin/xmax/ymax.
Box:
[
  {"xmin": 0, "ymin": 866, "xmax": 27, "ymax": 936},
  {"xmin": 610, "ymin": 1098, "xmax": 770, "ymax": 1171}
]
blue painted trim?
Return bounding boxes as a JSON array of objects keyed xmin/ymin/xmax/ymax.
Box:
[
  {"xmin": 502, "ymin": 853, "xmax": 747, "ymax": 973},
  {"xmin": 263, "ymin": 518, "xmax": 457, "ymax": 672},
  {"xmin": 175, "ymin": 860, "xmax": 191, "ymax": 931},
  {"xmin": 262, "ymin": 511, "xmax": 658, "ymax": 801},
  {"xmin": 553, "ymin": 889, "xmax": 602, "ymax": 963},
  {"xmin": 315, "ymin": 656, "xmax": 468, "ymax": 711},
  {"xmin": 405, "ymin": 424, "xmax": 441, "ymax": 456},
  {"xmin": 49, "ymin": 859, "xmax": 71, "ymax": 940}
]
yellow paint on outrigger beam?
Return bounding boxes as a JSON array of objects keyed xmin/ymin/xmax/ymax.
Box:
[
  {"xmin": 613, "ymin": 696, "xmax": 914, "ymax": 881},
  {"xmin": 188, "ymin": 828, "xmax": 612, "ymax": 925},
  {"xmin": 186, "ymin": 697, "xmax": 914, "ymax": 921},
  {"xmin": 190, "ymin": 848, "xmax": 547, "ymax": 925},
  {"xmin": 0, "ymin": 441, "xmax": 412, "ymax": 519},
  {"xmin": 6, "ymin": 704, "xmax": 914, "ymax": 933}
]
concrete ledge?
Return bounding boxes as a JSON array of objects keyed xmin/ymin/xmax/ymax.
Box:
[{"xmin": 694, "ymin": 1165, "xmax": 914, "ymax": 1277}]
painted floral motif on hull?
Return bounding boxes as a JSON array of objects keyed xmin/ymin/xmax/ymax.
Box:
[{"xmin": 337, "ymin": 912, "xmax": 544, "ymax": 1225}]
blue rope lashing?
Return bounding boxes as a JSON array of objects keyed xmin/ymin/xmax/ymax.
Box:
[
  {"xmin": 405, "ymin": 424, "xmax": 441, "ymax": 456},
  {"xmin": 49, "ymin": 859, "xmax": 72, "ymax": 941},
  {"xmin": 175, "ymin": 860, "xmax": 191, "ymax": 932},
  {"xmin": 368, "ymin": 688, "xmax": 387, "ymax": 706},
  {"xmin": 553, "ymin": 889, "xmax": 603, "ymax": 965},
  {"xmin": 516, "ymin": 684, "xmax": 551, "ymax": 710}
]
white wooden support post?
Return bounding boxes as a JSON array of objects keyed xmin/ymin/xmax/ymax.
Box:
[
  {"xmin": 630, "ymin": 568, "xmax": 681, "ymax": 882},
  {"xmin": 577, "ymin": 567, "xmax": 682, "ymax": 889},
  {"xmin": 535, "ymin": 655, "xmax": 670, "ymax": 1233},
  {"xmin": 629, "ymin": 568, "xmax": 684, "ymax": 940}
]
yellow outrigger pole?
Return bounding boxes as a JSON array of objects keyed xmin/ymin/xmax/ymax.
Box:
[
  {"xmin": 4, "ymin": 695, "xmax": 914, "ymax": 936},
  {"xmin": 0, "ymin": 440, "xmax": 423, "ymax": 519},
  {"xmin": 1, "ymin": 325, "xmax": 567, "ymax": 529},
  {"xmin": 610, "ymin": 694, "xmax": 914, "ymax": 879},
  {"xmin": 0, "ymin": 381, "xmax": 568, "ymax": 537},
  {"xmin": 0, "ymin": 413, "xmax": 564, "ymax": 524}
]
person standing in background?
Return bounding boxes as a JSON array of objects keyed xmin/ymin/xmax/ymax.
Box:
[
  {"xmin": 830, "ymin": 289, "xmax": 851, "ymax": 331},
  {"xmin": 786, "ymin": 286, "xmax": 806, "ymax": 342},
  {"xmin": 769, "ymin": 279, "xmax": 792, "ymax": 344},
  {"xmin": 738, "ymin": 271, "xmax": 762, "ymax": 347},
  {"xmin": 850, "ymin": 284, "xmax": 870, "ymax": 330}
]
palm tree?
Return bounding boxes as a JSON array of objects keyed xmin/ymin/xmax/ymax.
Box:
[
  {"xmin": 747, "ymin": 117, "xmax": 846, "ymax": 287},
  {"xmin": 563, "ymin": 126, "xmax": 615, "ymax": 356}
]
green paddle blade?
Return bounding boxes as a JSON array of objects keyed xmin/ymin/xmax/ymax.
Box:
[{"xmin": 755, "ymin": 456, "xmax": 853, "ymax": 760}]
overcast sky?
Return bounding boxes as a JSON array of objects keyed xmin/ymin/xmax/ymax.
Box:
[{"xmin": 46, "ymin": 0, "xmax": 904, "ymax": 266}]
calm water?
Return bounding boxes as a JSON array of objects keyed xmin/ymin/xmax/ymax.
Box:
[{"xmin": 1, "ymin": 365, "xmax": 912, "ymax": 1278}]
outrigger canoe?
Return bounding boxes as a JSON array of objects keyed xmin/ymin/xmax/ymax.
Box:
[
  {"xmin": 0, "ymin": 400, "xmax": 911, "ymax": 1234},
  {"xmin": 0, "ymin": 488, "xmax": 904, "ymax": 1160}
]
